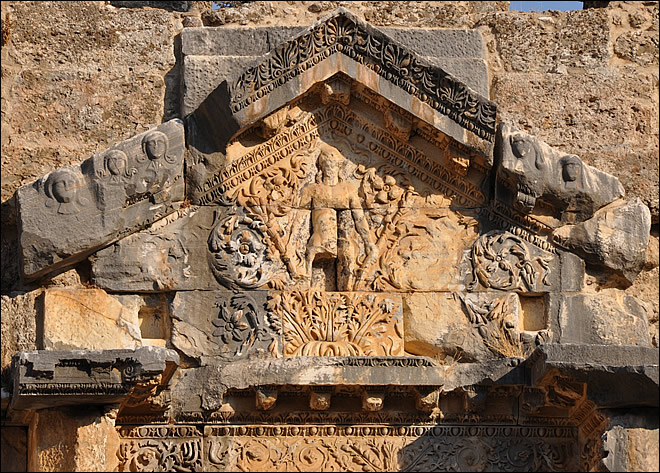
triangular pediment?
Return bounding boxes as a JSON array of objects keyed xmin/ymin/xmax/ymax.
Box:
[{"xmin": 187, "ymin": 8, "xmax": 496, "ymax": 158}]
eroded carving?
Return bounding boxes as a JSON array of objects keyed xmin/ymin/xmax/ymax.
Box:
[
  {"xmin": 497, "ymin": 122, "xmax": 624, "ymax": 223},
  {"xmin": 211, "ymin": 293, "xmax": 281, "ymax": 359},
  {"xmin": 468, "ymin": 231, "xmax": 552, "ymax": 292},
  {"xmin": 44, "ymin": 168, "xmax": 88, "ymax": 215},
  {"xmin": 227, "ymin": 10, "xmax": 497, "ymax": 140},
  {"xmin": 208, "ymin": 206, "xmax": 285, "ymax": 290}
]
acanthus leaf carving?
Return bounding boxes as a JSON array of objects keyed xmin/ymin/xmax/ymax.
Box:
[{"xmin": 268, "ymin": 290, "xmax": 403, "ymax": 357}]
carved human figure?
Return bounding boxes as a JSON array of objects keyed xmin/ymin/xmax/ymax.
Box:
[
  {"xmin": 142, "ymin": 130, "xmax": 169, "ymax": 162},
  {"xmin": 103, "ymin": 149, "xmax": 131, "ymax": 185},
  {"xmin": 292, "ymin": 143, "xmax": 376, "ymax": 284},
  {"xmin": 44, "ymin": 169, "xmax": 85, "ymax": 215},
  {"xmin": 138, "ymin": 130, "xmax": 176, "ymax": 194},
  {"xmin": 504, "ymin": 134, "xmax": 546, "ymax": 213}
]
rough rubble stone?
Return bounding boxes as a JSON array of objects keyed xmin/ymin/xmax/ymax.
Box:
[
  {"xmin": 553, "ymin": 198, "xmax": 652, "ymax": 284},
  {"xmin": 16, "ymin": 120, "xmax": 185, "ymax": 282}
]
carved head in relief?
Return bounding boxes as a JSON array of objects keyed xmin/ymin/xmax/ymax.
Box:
[
  {"xmin": 44, "ymin": 169, "xmax": 85, "ymax": 215},
  {"xmin": 142, "ymin": 130, "xmax": 169, "ymax": 161},
  {"xmin": 501, "ymin": 133, "xmax": 547, "ymax": 213},
  {"xmin": 317, "ymin": 142, "xmax": 344, "ymax": 186},
  {"xmin": 104, "ymin": 149, "xmax": 128, "ymax": 176},
  {"xmin": 560, "ymin": 154, "xmax": 582, "ymax": 184}
]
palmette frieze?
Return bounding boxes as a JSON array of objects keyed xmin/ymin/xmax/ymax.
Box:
[{"xmin": 227, "ymin": 11, "xmax": 496, "ymax": 141}]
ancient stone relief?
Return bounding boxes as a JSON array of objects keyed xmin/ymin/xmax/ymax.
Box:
[
  {"xmin": 226, "ymin": 10, "xmax": 497, "ymax": 141},
  {"xmin": 11, "ymin": 11, "xmax": 654, "ymax": 473},
  {"xmin": 17, "ymin": 119, "xmax": 186, "ymax": 280},
  {"xmin": 115, "ymin": 421, "xmax": 586, "ymax": 472},
  {"xmin": 496, "ymin": 122, "xmax": 624, "ymax": 225},
  {"xmin": 268, "ymin": 291, "xmax": 403, "ymax": 357}
]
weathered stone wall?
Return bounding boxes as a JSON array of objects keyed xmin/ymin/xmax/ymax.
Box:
[
  {"xmin": 2, "ymin": 0, "xmax": 657, "ymax": 345},
  {"xmin": 1, "ymin": 1, "xmax": 657, "ymax": 471}
]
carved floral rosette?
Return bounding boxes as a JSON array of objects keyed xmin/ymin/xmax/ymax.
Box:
[
  {"xmin": 211, "ymin": 293, "xmax": 282, "ymax": 359},
  {"xmin": 467, "ymin": 230, "xmax": 553, "ymax": 292}
]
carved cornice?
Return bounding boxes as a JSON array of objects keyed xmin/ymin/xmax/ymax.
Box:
[
  {"xmin": 227, "ymin": 9, "xmax": 496, "ymax": 141},
  {"xmin": 10, "ymin": 348, "xmax": 180, "ymax": 411}
]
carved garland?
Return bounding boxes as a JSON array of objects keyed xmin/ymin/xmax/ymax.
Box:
[{"xmin": 228, "ymin": 14, "xmax": 497, "ymax": 141}]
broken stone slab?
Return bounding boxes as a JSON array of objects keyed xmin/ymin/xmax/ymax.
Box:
[
  {"xmin": 16, "ymin": 119, "xmax": 185, "ymax": 282},
  {"xmin": 405, "ymin": 291, "xmax": 528, "ymax": 363},
  {"xmin": 170, "ymin": 290, "xmax": 280, "ymax": 363},
  {"xmin": 526, "ymin": 344, "xmax": 659, "ymax": 408},
  {"xmin": 496, "ymin": 121, "xmax": 625, "ymax": 223},
  {"xmin": 166, "ymin": 355, "xmax": 526, "ymax": 413},
  {"xmin": 552, "ymin": 198, "xmax": 651, "ymax": 284},
  {"xmin": 550, "ymin": 292, "xmax": 653, "ymax": 347},
  {"xmin": 40, "ymin": 288, "xmax": 143, "ymax": 351},
  {"xmin": 10, "ymin": 347, "xmax": 179, "ymax": 411}
]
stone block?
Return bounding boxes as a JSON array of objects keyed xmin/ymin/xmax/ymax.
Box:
[
  {"xmin": 1, "ymin": 290, "xmax": 39, "ymax": 389},
  {"xmin": 91, "ymin": 205, "xmax": 292, "ymax": 292},
  {"xmin": 553, "ymin": 198, "xmax": 652, "ymax": 284},
  {"xmin": 91, "ymin": 206, "xmax": 217, "ymax": 292},
  {"xmin": 403, "ymin": 291, "xmax": 524, "ymax": 363},
  {"xmin": 28, "ymin": 406, "xmax": 119, "ymax": 473},
  {"xmin": 16, "ymin": 120, "xmax": 185, "ymax": 281},
  {"xmin": 41, "ymin": 288, "xmax": 143, "ymax": 351},
  {"xmin": 1, "ymin": 426, "xmax": 27, "ymax": 473},
  {"xmin": 182, "ymin": 55, "xmax": 257, "ymax": 116},
  {"xmin": 170, "ymin": 290, "xmax": 280, "ymax": 362},
  {"xmin": 556, "ymin": 293, "xmax": 653, "ymax": 347},
  {"xmin": 269, "ymin": 290, "xmax": 404, "ymax": 357},
  {"xmin": 464, "ymin": 229, "xmax": 560, "ymax": 293},
  {"xmin": 527, "ymin": 344, "xmax": 659, "ymax": 408}
]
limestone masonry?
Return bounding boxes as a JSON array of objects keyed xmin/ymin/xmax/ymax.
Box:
[{"xmin": 1, "ymin": 1, "xmax": 658, "ymax": 472}]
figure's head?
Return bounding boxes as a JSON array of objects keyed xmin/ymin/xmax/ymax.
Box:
[
  {"xmin": 104, "ymin": 150, "xmax": 128, "ymax": 176},
  {"xmin": 46, "ymin": 169, "xmax": 78, "ymax": 204},
  {"xmin": 560, "ymin": 154, "xmax": 582, "ymax": 183},
  {"xmin": 500, "ymin": 133, "xmax": 547, "ymax": 213},
  {"xmin": 142, "ymin": 131, "xmax": 168, "ymax": 161},
  {"xmin": 318, "ymin": 143, "xmax": 343, "ymax": 185}
]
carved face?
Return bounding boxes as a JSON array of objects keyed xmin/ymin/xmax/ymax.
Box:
[
  {"xmin": 49, "ymin": 170, "xmax": 77, "ymax": 203},
  {"xmin": 500, "ymin": 134, "xmax": 545, "ymax": 213},
  {"xmin": 142, "ymin": 131, "xmax": 168, "ymax": 161},
  {"xmin": 561, "ymin": 156, "xmax": 581, "ymax": 183},
  {"xmin": 105, "ymin": 150, "xmax": 127, "ymax": 176},
  {"xmin": 318, "ymin": 144, "xmax": 343, "ymax": 185}
]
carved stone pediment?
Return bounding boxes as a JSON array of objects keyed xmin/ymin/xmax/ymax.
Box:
[
  {"xmin": 187, "ymin": 8, "xmax": 496, "ymax": 158},
  {"xmin": 6, "ymin": 7, "xmax": 657, "ymax": 473}
]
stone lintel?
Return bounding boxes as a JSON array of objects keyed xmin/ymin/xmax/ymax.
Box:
[
  {"xmin": 209, "ymin": 356, "xmax": 526, "ymax": 392},
  {"xmin": 526, "ymin": 344, "xmax": 659, "ymax": 408},
  {"xmin": 10, "ymin": 347, "xmax": 179, "ymax": 411}
]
